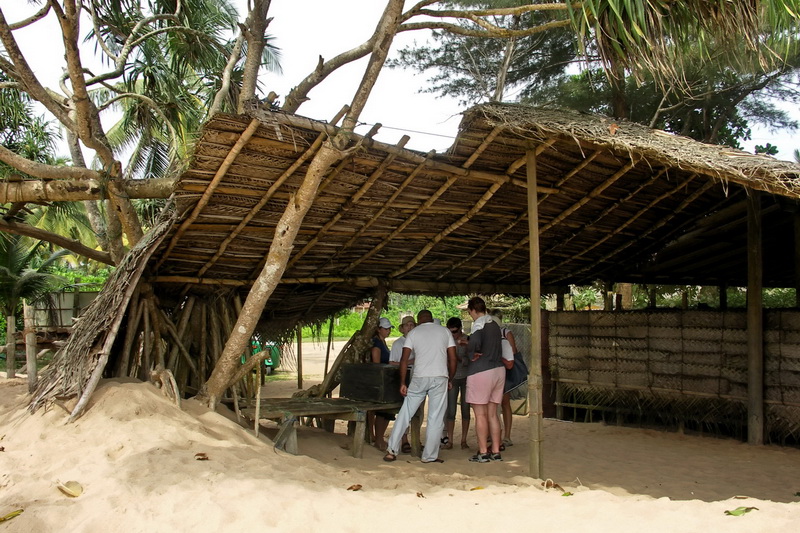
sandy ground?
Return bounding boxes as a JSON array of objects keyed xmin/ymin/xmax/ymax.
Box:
[{"xmin": 1, "ymin": 340, "xmax": 799, "ymax": 532}]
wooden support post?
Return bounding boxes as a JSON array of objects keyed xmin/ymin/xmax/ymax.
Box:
[
  {"xmin": 297, "ymin": 325, "xmax": 303, "ymax": 390},
  {"xmin": 324, "ymin": 318, "xmax": 334, "ymax": 394},
  {"xmin": 747, "ymin": 190, "xmax": 764, "ymax": 445},
  {"xmin": 795, "ymin": 212, "xmax": 800, "ymax": 308},
  {"xmin": 719, "ymin": 284, "xmax": 728, "ymax": 311},
  {"xmin": 23, "ymin": 303, "xmax": 37, "ymax": 393},
  {"xmin": 648, "ymin": 285, "xmax": 657, "ymax": 309},
  {"xmin": 555, "ymin": 291, "xmax": 564, "ymax": 311},
  {"xmin": 526, "ymin": 148, "xmax": 543, "ymax": 478}
]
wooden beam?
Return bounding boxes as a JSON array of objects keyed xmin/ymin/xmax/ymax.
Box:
[
  {"xmin": 249, "ymin": 106, "xmax": 560, "ymax": 193},
  {"xmin": 527, "ymin": 147, "xmax": 543, "ymax": 479},
  {"xmin": 565, "ymin": 181, "xmax": 716, "ymax": 282},
  {"xmin": 747, "ymin": 189, "xmax": 764, "ymax": 445},
  {"xmin": 156, "ymin": 118, "xmax": 262, "ymax": 269},
  {"xmin": 795, "ymin": 212, "xmax": 800, "ymax": 308},
  {"xmin": 287, "ymin": 135, "xmax": 410, "ymax": 269},
  {"xmin": 197, "ymin": 109, "xmax": 348, "ymax": 278},
  {"xmin": 148, "ymin": 275, "xmax": 533, "ymax": 295}
]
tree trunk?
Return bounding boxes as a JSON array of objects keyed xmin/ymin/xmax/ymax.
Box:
[
  {"xmin": 5, "ymin": 313, "xmax": 15, "ymax": 378},
  {"xmin": 24, "ymin": 302, "xmax": 37, "ymax": 392},
  {"xmin": 198, "ymin": 141, "xmax": 343, "ymax": 407},
  {"xmin": 238, "ymin": 0, "xmax": 271, "ymax": 113},
  {"xmin": 197, "ymin": 0, "xmax": 405, "ymax": 408}
]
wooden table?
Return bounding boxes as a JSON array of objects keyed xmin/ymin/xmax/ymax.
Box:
[{"xmin": 240, "ymin": 397, "xmax": 421, "ymax": 458}]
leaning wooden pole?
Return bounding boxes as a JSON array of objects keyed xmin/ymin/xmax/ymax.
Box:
[
  {"xmin": 747, "ymin": 189, "xmax": 764, "ymax": 445},
  {"xmin": 526, "ymin": 147, "xmax": 544, "ymax": 478}
]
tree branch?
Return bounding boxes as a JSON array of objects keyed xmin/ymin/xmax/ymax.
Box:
[
  {"xmin": 0, "ymin": 177, "xmax": 174, "ymax": 203},
  {"xmin": 7, "ymin": 3, "xmax": 51, "ymax": 30},
  {"xmin": 0, "ymin": 145, "xmax": 102, "ymax": 181},
  {"xmin": 0, "ymin": 219, "xmax": 113, "ymax": 265},
  {"xmin": 0, "ymin": 8, "xmax": 75, "ymax": 128}
]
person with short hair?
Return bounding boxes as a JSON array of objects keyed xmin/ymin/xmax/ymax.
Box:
[
  {"xmin": 383, "ymin": 309, "xmax": 456, "ymax": 464},
  {"xmin": 465, "ymin": 297, "xmax": 505, "ymax": 463}
]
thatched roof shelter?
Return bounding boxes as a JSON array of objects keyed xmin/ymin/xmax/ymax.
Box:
[{"xmin": 148, "ymin": 102, "xmax": 800, "ymax": 326}]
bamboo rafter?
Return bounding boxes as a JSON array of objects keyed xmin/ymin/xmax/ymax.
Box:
[
  {"xmin": 343, "ymin": 175, "xmax": 461, "ymax": 274},
  {"xmin": 390, "ymin": 140, "xmax": 559, "ymax": 279},
  {"xmin": 196, "ymin": 106, "xmax": 350, "ymax": 278},
  {"xmin": 437, "ymin": 140, "xmax": 556, "ymax": 281},
  {"xmin": 155, "ymin": 118, "xmax": 261, "ymax": 269},
  {"xmin": 392, "ymin": 180, "xmax": 505, "ymax": 278},
  {"xmin": 569, "ymin": 180, "xmax": 717, "ymax": 281},
  {"xmin": 286, "ymin": 135, "xmax": 410, "ymax": 270},
  {"xmin": 542, "ymin": 172, "xmax": 700, "ymax": 277},
  {"xmin": 244, "ymin": 122, "xmax": 384, "ymax": 280},
  {"xmin": 540, "ymin": 168, "xmax": 668, "ymax": 260}
]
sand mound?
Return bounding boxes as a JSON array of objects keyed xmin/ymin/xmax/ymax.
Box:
[{"xmin": 1, "ymin": 378, "xmax": 799, "ymax": 532}]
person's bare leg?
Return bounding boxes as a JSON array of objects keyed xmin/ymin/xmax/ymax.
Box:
[
  {"xmin": 460, "ymin": 418, "xmax": 470, "ymax": 448},
  {"xmin": 472, "ymin": 403, "xmax": 489, "ymax": 453},
  {"xmin": 488, "ymin": 401, "xmax": 502, "ymax": 454},
  {"xmin": 501, "ymin": 392, "xmax": 512, "ymax": 443},
  {"xmin": 374, "ymin": 416, "xmax": 390, "ymax": 451}
]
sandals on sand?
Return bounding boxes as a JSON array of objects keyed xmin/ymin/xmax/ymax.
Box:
[
  {"xmin": 401, "ymin": 442, "xmax": 412, "ymax": 454},
  {"xmin": 422, "ymin": 458, "xmax": 444, "ymax": 463},
  {"xmin": 383, "ymin": 452, "xmax": 397, "ymax": 462},
  {"xmin": 461, "ymin": 442, "xmax": 469, "ymax": 450}
]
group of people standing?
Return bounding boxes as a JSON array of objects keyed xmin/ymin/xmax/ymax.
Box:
[{"xmin": 373, "ymin": 296, "xmax": 519, "ymax": 464}]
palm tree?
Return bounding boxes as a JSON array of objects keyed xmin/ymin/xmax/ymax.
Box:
[{"xmin": 0, "ymin": 234, "xmax": 68, "ymax": 378}]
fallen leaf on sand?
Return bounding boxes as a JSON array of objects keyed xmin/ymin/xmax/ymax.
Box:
[
  {"xmin": 416, "ymin": 492, "xmax": 425, "ymax": 498},
  {"xmin": 469, "ymin": 486, "xmax": 484, "ymax": 491},
  {"xmin": 347, "ymin": 484, "xmax": 362, "ymax": 491},
  {"xmin": 562, "ymin": 492, "xmax": 574, "ymax": 497},
  {"xmin": 0, "ymin": 509, "xmax": 23, "ymax": 523},
  {"xmin": 724, "ymin": 506, "xmax": 758, "ymax": 516},
  {"xmin": 194, "ymin": 452, "xmax": 209, "ymax": 461},
  {"xmin": 57, "ymin": 480, "xmax": 84, "ymax": 497}
]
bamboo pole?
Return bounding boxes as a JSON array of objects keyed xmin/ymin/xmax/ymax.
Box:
[
  {"xmin": 117, "ymin": 283, "xmax": 142, "ymax": 376},
  {"xmin": 527, "ymin": 147, "xmax": 543, "ymax": 479},
  {"xmin": 23, "ymin": 303, "xmax": 37, "ymax": 393},
  {"xmin": 795, "ymin": 212, "xmax": 800, "ymax": 308},
  {"xmin": 747, "ymin": 189, "xmax": 764, "ymax": 445},
  {"xmin": 324, "ymin": 318, "xmax": 334, "ymax": 386},
  {"xmin": 297, "ymin": 325, "xmax": 303, "ymax": 390},
  {"xmin": 156, "ymin": 118, "xmax": 262, "ymax": 269}
]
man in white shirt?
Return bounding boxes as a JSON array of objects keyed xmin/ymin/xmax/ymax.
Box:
[{"xmin": 383, "ymin": 310, "xmax": 456, "ymax": 464}]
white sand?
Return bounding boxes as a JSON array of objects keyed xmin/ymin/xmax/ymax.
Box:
[{"xmin": 1, "ymin": 341, "xmax": 799, "ymax": 532}]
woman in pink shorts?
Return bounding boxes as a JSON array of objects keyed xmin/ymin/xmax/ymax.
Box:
[{"xmin": 465, "ymin": 297, "xmax": 511, "ymax": 463}]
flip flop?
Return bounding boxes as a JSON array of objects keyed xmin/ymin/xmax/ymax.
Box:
[
  {"xmin": 383, "ymin": 452, "xmax": 397, "ymax": 462},
  {"xmin": 422, "ymin": 458, "xmax": 444, "ymax": 463},
  {"xmin": 401, "ymin": 442, "xmax": 412, "ymax": 454}
]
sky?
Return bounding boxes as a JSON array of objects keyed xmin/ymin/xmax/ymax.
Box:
[{"xmin": 1, "ymin": 0, "xmax": 796, "ymax": 160}]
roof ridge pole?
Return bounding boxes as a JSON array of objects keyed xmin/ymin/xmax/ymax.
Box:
[
  {"xmin": 526, "ymin": 145, "xmax": 543, "ymax": 478},
  {"xmin": 746, "ymin": 189, "xmax": 764, "ymax": 445}
]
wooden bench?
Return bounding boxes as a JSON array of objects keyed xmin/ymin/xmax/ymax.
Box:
[{"xmin": 240, "ymin": 397, "xmax": 421, "ymax": 458}]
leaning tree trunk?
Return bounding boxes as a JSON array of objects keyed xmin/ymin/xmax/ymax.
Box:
[
  {"xmin": 5, "ymin": 312, "xmax": 15, "ymax": 378},
  {"xmin": 197, "ymin": 0, "xmax": 405, "ymax": 409},
  {"xmin": 197, "ymin": 142, "xmax": 343, "ymax": 407}
]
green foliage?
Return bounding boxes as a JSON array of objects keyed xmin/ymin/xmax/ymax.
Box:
[
  {"xmin": 389, "ymin": 5, "xmax": 576, "ymax": 105},
  {"xmin": 755, "ymin": 143, "xmax": 779, "ymax": 155}
]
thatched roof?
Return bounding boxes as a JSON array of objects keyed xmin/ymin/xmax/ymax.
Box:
[{"xmin": 147, "ymin": 103, "xmax": 800, "ymax": 325}]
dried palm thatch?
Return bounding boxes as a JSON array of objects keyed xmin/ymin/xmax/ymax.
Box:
[{"xmin": 29, "ymin": 206, "xmax": 177, "ymax": 418}]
